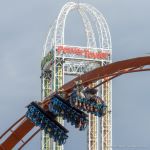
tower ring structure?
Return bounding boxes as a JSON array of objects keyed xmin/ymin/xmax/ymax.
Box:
[{"xmin": 42, "ymin": 2, "xmax": 112, "ymax": 150}]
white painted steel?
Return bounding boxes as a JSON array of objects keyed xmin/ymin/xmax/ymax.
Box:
[{"xmin": 42, "ymin": 2, "xmax": 112, "ymax": 150}]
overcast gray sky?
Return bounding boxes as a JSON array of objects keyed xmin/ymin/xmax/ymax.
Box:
[{"xmin": 0, "ymin": 0, "xmax": 150, "ymax": 149}]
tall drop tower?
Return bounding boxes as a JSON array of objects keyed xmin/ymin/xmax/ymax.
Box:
[{"xmin": 41, "ymin": 2, "xmax": 112, "ymax": 150}]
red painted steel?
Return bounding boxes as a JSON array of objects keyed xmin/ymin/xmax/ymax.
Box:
[
  {"xmin": 61, "ymin": 56, "xmax": 150, "ymax": 93},
  {"xmin": 0, "ymin": 56, "xmax": 150, "ymax": 149},
  {"xmin": 0, "ymin": 115, "xmax": 25, "ymax": 140},
  {"xmin": 18, "ymin": 129, "xmax": 41, "ymax": 150},
  {"xmin": 0, "ymin": 118, "xmax": 34, "ymax": 150}
]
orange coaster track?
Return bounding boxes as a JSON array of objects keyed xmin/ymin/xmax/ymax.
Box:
[{"xmin": 0, "ymin": 56, "xmax": 150, "ymax": 150}]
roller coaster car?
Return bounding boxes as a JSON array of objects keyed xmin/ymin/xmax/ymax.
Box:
[
  {"xmin": 26, "ymin": 102, "xmax": 68, "ymax": 145},
  {"xmin": 90, "ymin": 96, "xmax": 107, "ymax": 116},
  {"xmin": 70, "ymin": 89, "xmax": 107, "ymax": 117},
  {"xmin": 49, "ymin": 94, "xmax": 88, "ymax": 131},
  {"xmin": 53, "ymin": 94, "xmax": 87, "ymax": 114}
]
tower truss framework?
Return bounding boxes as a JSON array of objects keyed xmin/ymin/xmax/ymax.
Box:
[{"xmin": 41, "ymin": 2, "xmax": 112, "ymax": 150}]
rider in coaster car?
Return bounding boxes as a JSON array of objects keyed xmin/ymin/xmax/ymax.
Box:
[
  {"xmin": 73, "ymin": 80, "xmax": 85, "ymax": 98},
  {"xmin": 57, "ymin": 88, "xmax": 66, "ymax": 98},
  {"xmin": 84, "ymin": 83, "xmax": 97, "ymax": 100},
  {"xmin": 75, "ymin": 80, "xmax": 85, "ymax": 108}
]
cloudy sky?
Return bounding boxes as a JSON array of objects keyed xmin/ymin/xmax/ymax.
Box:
[{"xmin": 0, "ymin": 0, "xmax": 150, "ymax": 149}]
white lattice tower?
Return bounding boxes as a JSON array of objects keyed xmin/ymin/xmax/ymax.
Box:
[{"xmin": 42, "ymin": 2, "xmax": 112, "ymax": 150}]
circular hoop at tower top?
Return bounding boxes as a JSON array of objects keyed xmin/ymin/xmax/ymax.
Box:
[{"xmin": 43, "ymin": 2, "xmax": 112, "ymax": 57}]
